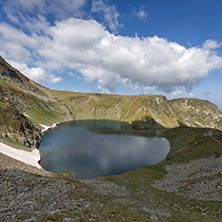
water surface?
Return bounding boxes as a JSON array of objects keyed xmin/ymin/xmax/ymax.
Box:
[{"xmin": 39, "ymin": 120, "xmax": 170, "ymax": 179}]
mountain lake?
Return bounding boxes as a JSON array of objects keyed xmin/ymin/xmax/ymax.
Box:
[{"xmin": 39, "ymin": 120, "xmax": 170, "ymax": 179}]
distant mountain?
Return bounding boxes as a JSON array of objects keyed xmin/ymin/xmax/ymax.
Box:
[{"xmin": 0, "ymin": 55, "xmax": 222, "ymax": 147}]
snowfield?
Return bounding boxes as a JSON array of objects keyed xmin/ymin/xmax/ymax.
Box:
[{"xmin": 0, "ymin": 142, "xmax": 42, "ymax": 169}]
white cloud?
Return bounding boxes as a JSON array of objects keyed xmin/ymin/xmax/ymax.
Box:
[
  {"xmin": 5, "ymin": 0, "xmax": 45, "ymax": 12},
  {"xmin": 135, "ymin": 7, "xmax": 148, "ymax": 20},
  {"xmin": 22, "ymin": 15, "xmax": 50, "ymax": 35},
  {"xmin": 8, "ymin": 61, "xmax": 63, "ymax": 84},
  {"xmin": 98, "ymin": 85, "xmax": 111, "ymax": 94},
  {"xmin": 47, "ymin": 0, "xmax": 86, "ymax": 19},
  {"xmin": 0, "ymin": 23, "xmax": 36, "ymax": 47},
  {"xmin": 143, "ymin": 86, "xmax": 156, "ymax": 94},
  {"xmin": 1, "ymin": 18, "xmax": 222, "ymax": 93},
  {"xmin": 203, "ymin": 40, "xmax": 221, "ymax": 49},
  {"xmin": 170, "ymin": 89, "xmax": 182, "ymax": 96},
  {"xmin": 91, "ymin": 0, "xmax": 121, "ymax": 33},
  {"xmin": 188, "ymin": 92, "xmax": 195, "ymax": 97},
  {"xmin": 50, "ymin": 76, "xmax": 64, "ymax": 84},
  {"xmin": 3, "ymin": 7, "xmax": 19, "ymax": 24}
]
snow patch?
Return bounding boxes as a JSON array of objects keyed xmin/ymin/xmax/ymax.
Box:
[
  {"xmin": 40, "ymin": 123, "xmax": 57, "ymax": 132},
  {"xmin": 0, "ymin": 142, "xmax": 42, "ymax": 169},
  {"xmin": 23, "ymin": 113, "xmax": 30, "ymax": 118},
  {"xmin": 195, "ymin": 121, "xmax": 205, "ymax": 127}
]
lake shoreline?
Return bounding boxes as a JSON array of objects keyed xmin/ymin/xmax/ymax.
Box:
[{"xmin": 39, "ymin": 120, "xmax": 170, "ymax": 179}]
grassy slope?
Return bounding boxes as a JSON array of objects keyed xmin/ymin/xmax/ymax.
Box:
[
  {"xmin": 169, "ymin": 98, "xmax": 222, "ymax": 130},
  {"xmin": 45, "ymin": 89, "xmax": 222, "ymax": 131}
]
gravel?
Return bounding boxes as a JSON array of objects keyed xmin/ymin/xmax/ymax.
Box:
[{"xmin": 153, "ymin": 156, "xmax": 222, "ymax": 201}]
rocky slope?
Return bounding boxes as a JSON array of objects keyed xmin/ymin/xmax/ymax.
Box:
[
  {"xmin": 169, "ymin": 98, "xmax": 222, "ymax": 130},
  {"xmin": 0, "ymin": 87, "xmax": 41, "ymax": 147}
]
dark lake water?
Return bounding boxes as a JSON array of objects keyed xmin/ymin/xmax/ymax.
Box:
[{"xmin": 39, "ymin": 120, "xmax": 170, "ymax": 179}]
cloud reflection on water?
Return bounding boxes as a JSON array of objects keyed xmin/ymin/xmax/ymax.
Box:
[{"xmin": 40, "ymin": 121, "xmax": 170, "ymax": 179}]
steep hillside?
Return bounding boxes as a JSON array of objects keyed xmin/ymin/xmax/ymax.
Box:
[
  {"xmin": 0, "ymin": 57, "xmax": 45, "ymax": 95},
  {"xmin": 0, "ymin": 87, "xmax": 41, "ymax": 147},
  {"xmin": 0, "ymin": 57, "xmax": 70, "ymax": 146},
  {"xmin": 169, "ymin": 98, "xmax": 222, "ymax": 130}
]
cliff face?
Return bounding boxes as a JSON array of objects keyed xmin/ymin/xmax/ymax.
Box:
[{"xmin": 0, "ymin": 56, "xmax": 222, "ymax": 147}]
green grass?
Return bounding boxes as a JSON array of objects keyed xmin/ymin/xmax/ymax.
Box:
[{"xmin": 162, "ymin": 127, "xmax": 222, "ymax": 164}]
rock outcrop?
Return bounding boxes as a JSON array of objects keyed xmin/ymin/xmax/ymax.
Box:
[{"xmin": 0, "ymin": 87, "xmax": 41, "ymax": 147}]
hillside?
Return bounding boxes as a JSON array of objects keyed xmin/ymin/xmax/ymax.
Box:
[
  {"xmin": 0, "ymin": 57, "xmax": 71, "ymax": 146},
  {"xmin": 0, "ymin": 56, "xmax": 222, "ymax": 221},
  {"xmin": 48, "ymin": 90, "xmax": 222, "ymax": 130}
]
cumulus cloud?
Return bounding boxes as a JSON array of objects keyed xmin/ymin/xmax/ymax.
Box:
[
  {"xmin": 143, "ymin": 86, "xmax": 156, "ymax": 94},
  {"xmin": 9, "ymin": 60, "xmax": 63, "ymax": 84},
  {"xmin": 91, "ymin": 0, "xmax": 121, "ymax": 33},
  {"xmin": 1, "ymin": 17, "xmax": 222, "ymax": 92},
  {"xmin": 41, "ymin": 19, "xmax": 222, "ymax": 92}
]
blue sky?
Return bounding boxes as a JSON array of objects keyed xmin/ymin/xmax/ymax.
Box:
[{"xmin": 0, "ymin": 0, "xmax": 222, "ymax": 109}]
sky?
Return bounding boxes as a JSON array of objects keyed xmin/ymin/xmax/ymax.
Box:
[{"xmin": 0, "ymin": 0, "xmax": 222, "ymax": 109}]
